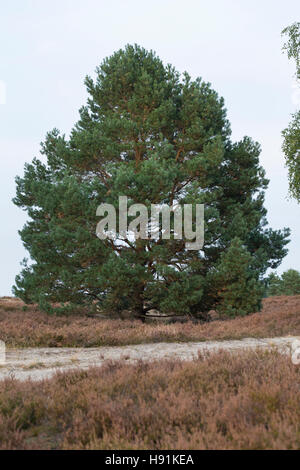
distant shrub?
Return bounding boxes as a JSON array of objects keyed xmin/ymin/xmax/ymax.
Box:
[{"xmin": 266, "ymin": 269, "xmax": 300, "ymax": 296}]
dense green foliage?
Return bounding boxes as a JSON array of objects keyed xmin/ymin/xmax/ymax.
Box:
[
  {"xmin": 282, "ymin": 22, "xmax": 300, "ymax": 202},
  {"xmin": 13, "ymin": 45, "xmax": 290, "ymax": 317},
  {"xmin": 266, "ymin": 269, "xmax": 300, "ymax": 297}
]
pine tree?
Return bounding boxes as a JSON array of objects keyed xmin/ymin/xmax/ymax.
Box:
[
  {"xmin": 266, "ymin": 272, "xmax": 282, "ymax": 296},
  {"xmin": 13, "ymin": 45, "xmax": 290, "ymax": 317},
  {"xmin": 207, "ymin": 238, "xmax": 265, "ymax": 317},
  {"xmin": 267, "ymin": 269, "xmax": 300, "ymax": 296}
]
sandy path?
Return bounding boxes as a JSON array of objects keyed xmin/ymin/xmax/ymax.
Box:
[{"xmin": 0, "ymin": 336, "xmax": 299, "ymax": 382}]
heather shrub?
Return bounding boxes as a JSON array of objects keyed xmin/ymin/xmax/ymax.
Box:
[
  {"xmin": 0, "ymin": 350, "xmax": 300, "ymax": 449},
  {"xmin": 1, "ymin": 296, "xmax": 300, "ymax": 348}
]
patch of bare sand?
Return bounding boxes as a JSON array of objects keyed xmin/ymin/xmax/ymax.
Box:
[{"xmin": 1, "ymin": 336, "xmax": 299, "ymax": 381}]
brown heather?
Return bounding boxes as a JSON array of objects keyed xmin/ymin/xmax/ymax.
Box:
[
  {"xmin": 0, "ymin": 295, "xmax": 300, "ymax": 348},
  {"xmin": 0, "ymin": 349, "xmax": 300, "ymax": 449}
]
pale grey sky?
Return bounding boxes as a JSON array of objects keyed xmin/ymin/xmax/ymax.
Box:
[{"xmin": 0, "ymin": 0, "xmax": 299, "ymax": 295}]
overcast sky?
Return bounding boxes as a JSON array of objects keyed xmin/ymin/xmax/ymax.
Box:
[{"xmin": 0, "ymin": 0, "xmax": 299, "ymax": 295}]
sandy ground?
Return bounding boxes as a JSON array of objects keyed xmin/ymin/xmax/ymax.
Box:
[{"xmin": 0, "ymin": 336, "xmax": 299, "ymax": 382}]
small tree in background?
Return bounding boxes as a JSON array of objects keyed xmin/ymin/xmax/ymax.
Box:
[
  {"xmin": 207, "ymin": 238, "xmax": 265, "ymax": 317},
  {"xmin": 267, "ymin": 269, "xmax": 300, "ymax": 297},
  {"xmin": 13, "ymin": 45, "xmax": 290, "ymax": 318},
  {"xmin": 282, "ymin": 22, "xmax": 300, "ymax": 202},
  {"xmin": 266, "ymin": 272, "xmax": 282, "ymax": 296}
]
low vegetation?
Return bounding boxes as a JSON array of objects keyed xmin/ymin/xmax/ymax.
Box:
[
  {"xmin": 1, "ymin": 295, "xmax": 300, "ymax": 348},
  {"xmin": 0, "ymin": 349, "xmax": 299, "ymax": 449}
]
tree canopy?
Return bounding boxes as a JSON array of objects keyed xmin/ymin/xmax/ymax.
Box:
[
  {"xmin": 266, "ymin": 269, "xmax": 300, "ymax": 297},
  {"xmin": 13, "ymin": 45, "xmax": 290, "ymax": 317},
  {"xmin": 282, "ymin": 22, "xmax": 300, "ymax": 202}
]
